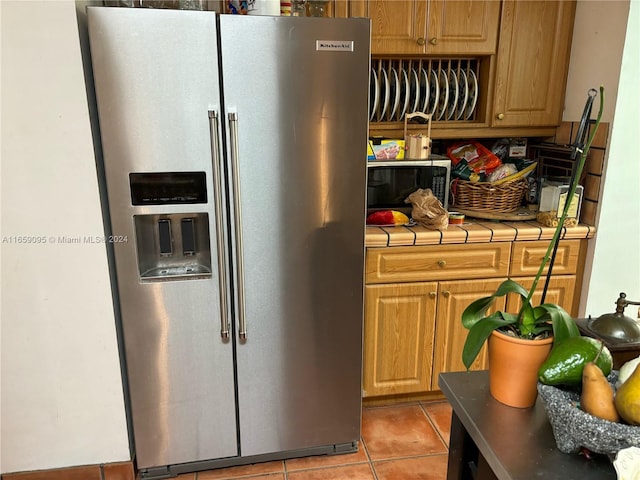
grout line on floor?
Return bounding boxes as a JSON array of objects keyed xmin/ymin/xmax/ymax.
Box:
[
  {"xmin": 418, "ymin": 403, "xmax": 449, "ymax": 450},
  {"xmin": 359, "ymin": 437, "xmax": 379, "ymax": 480},
  {"xmin": 373, "ymin": 452, "xmax": 449, "ymax": 462}
]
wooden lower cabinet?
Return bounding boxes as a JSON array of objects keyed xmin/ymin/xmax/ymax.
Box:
[
  {"xmin": 505, "ymin": 275, "xmax": 577, "ymax": 317},
  {"xmin": 363, "ymin": 239, "xmax": 584, "ymax": 399},
  {"xmin": 363, "ymin": 277, "xmax": 510, "ymax": 396},
  {"xmin": 363, "ymin": 282, "xmax": 438, "ymax": 397},
  {"xmin": 430, "ymin": 278, "xmax": 507, "ymax": 390}
]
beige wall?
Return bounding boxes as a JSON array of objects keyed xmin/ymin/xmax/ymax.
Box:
[
  {"xmin": 562, "ymin": 0, "xmax": 639, "ymax": 319},
  {"xmin": 563, "ymin": 0, "xmax": 629, "ymax": 122},
  {"xmin": 578, "ymin": 0, "xmax": 639, "ymax": 319},
  {"xmin": 0, "ymin": 1, "xmax": 130, "ymax": 473}
]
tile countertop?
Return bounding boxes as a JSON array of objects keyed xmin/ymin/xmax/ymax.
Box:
[{"xmin": 365, "ymin": 220, "xmax": 596, "ymax": 248}]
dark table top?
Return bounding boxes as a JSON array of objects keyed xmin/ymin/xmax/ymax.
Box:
[{"xmin": 439, "ymin": 371, "xmax": 616, "ymax": 480}]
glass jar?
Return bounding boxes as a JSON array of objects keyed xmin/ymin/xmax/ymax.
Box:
[
  {"xmin": 179, "ymin": 0, "xmax": 205, "ymax": 9},
  {"xmin": 307, "ymin": 0, "xmax": 328, "ymax": 17}
]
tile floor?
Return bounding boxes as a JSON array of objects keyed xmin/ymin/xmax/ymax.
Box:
[{"xmin": 175, "ymin": 401, "xmax": 452, "ymax": 480}]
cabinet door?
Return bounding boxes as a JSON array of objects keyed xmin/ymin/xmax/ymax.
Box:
[
  {"xmin": 427, "ymin": 0, "xmax": 500, "ymax": 54},
  {"xmin": 350, "ymin": 0, "xmax": 427, "ymax": 54},
  {"xmin": 505, "ymin": 276, "xmax": 577, "ymax": 317},
  {"xmin": 431, "ymin": 278, "xmax": 507, "ymax": 390},
  {"xmin": 492, "ymin": 0, "xmax": 576, "ymax": 127},
  {"xmin": 364, "ymin": 282, "xmax": 438, "ymax": 397}
]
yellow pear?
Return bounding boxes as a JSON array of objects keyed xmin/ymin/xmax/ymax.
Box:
[
  {"xmin": 581, "ymin": 362, "xmax": 620, "ymax": 422},
  {"xmin": 615, "ymin": 363, "xmax": 640, "ymax": 425}
]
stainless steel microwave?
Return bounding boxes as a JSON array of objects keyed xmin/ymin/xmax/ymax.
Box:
[{"xmin": 367, "ymin": 156, "xmax": 451, "ymax": 214}]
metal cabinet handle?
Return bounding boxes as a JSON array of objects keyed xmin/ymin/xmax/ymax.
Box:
[
  {"xmin": 496, "ymin": 113, "xmax": 505, "ymax": 120},
  {"xmin": 228, "ymin": 112, "xmax": 247, "ymax": 340},
  {"xmin": 429, "ymin": 37, "xmax": 438, "ymax": 45},
  {"xmin": 438, "ymin": 260, "xmax": 447, "ymax": 268},
  {"xmin": 429, "ymin": 292, "xmax": 437, "ymax": 298},
  {"xmin": 442, "ymin": 290, "xmax": 451, "ymax": 298},
  {"xmin": 208, "ymin": 110, "xmax": 230, "ymax": 340},
  {"xmin": 416, "ymin": 37, "xmax": 426, "ymax": 46}
]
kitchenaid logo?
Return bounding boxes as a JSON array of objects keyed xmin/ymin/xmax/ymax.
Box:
[{"xmin": 316, "ymin": 40, "xmax": 354, "ymax": 52}]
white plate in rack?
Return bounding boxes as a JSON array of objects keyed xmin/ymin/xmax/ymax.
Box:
[
  {"xmin": 436, "ymin": 69, "xmax": 449, "ymax": 120},
  {"xmin": 447, "ymin": 70, "xmax": 458, "ymax": 121},
  {"xmin": 388, "ymin": 68, "xmax": 401, "ymax": 121},
  {"xmin": 428, "ymin": 69, "xmax": 439, "ymax": 117},
  {"xmin": 369, "ymin": 68, "xmax": 379, "ymax": 121},
  {"xmin": 465, "ymin": 69, "xmax": 478, "ymax": 120},
  {"xmin": 379, "ymin": 69, "xmax": 390, "ymax": 121},
  {"xmin": 456, "ymin": 69, "xmax": 469, "ymax": 120},
  {"xmin": 398, "ymin": 69, "xmax": 410, "ymax": 119},
  {"xmin": 408, "ymin": 68, "xmax": 420, "ymax": 114},
  {"xmin": 420, "ymin": 68, "xmax": 430, "ymax": 114}
]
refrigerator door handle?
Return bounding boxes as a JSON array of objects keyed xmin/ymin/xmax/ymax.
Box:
[
  {"xmin": 208, "ymin": 110, "xmax": 230, "ymax": 339},
  {"xmin": 228, "ymin": 112, "xmax": 247, "ymax": 340}
]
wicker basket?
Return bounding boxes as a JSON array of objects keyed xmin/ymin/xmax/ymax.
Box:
[{"xmin": 452, "ymin": 177, "xmax": 528, "ymax": 213}]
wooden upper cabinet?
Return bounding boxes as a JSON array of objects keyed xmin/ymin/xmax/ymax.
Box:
[
  {"xmin": 492, "ymin": 0, "xmax": 576, "ymax": 127},
  {"xmin": 426, "ymin": 0, "xmax": 500, "ymax": 55},
  {"xmin": 350, "ymin": 0, "xmax": 428, "ymax": 54},
  {"xmin": 349, "ymin": 0, "xmax": 499, "ymax": 55}
]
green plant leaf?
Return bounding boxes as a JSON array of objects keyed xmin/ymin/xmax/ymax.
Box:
[
  {"xmin": 535, "ymin": 303, "xmax": 580, "ymax": 344},
  {"xmin": 531, "ymin": 324, "xmax": 553, "ymax": 336},
  {"xmin": 461, "ymin": 279, "xmax": 529, "ymax": 329},
  {"xmin": 462, "ymin": 311, "xmax": 516, "ymax": 370},
  {"xmin": 518, "ymin": 301, "xmax": 538, "ymax": 335}
]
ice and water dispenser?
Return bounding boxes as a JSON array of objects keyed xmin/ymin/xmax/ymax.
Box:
[{"xmin": 130, "ymin": 172, "xmax": 212, "ymax": 281}]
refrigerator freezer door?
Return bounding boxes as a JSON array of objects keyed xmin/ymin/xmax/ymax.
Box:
[
  {"xmin": 219, "ymin": 16, "xmax": 371, "ymax": 457},
  {"xmin": 88, "ymin": 8, "xmax": 238, "ymax": 468}
]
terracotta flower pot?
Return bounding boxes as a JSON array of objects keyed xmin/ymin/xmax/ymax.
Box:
[{"xmin": 488, "ymin": 330, "xmax": 553, "ymax": 408}]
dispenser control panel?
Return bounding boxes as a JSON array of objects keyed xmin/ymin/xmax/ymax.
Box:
[{"xmin": 130, "ymin": 172, "xmax": 207, "ymax": 205}]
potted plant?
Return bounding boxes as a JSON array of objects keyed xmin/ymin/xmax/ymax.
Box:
[{"xmin": 461, "ymin": 86, "xmax": 605, "ymax": 408}]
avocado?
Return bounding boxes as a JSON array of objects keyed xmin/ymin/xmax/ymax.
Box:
[{"xmin": 538, "ymin": 336, "xmax": 613, "ymax": 386}]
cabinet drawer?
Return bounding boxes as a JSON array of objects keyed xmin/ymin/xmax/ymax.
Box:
[
  {"xmin": 366, "ymin": 243, "xmax": 511, "ymax": 284},
  {"xmin": 510, "ymin": 240, "xmax": 581, "ymax": 276}
]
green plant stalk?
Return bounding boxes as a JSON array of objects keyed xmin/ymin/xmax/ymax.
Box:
[
  {"xmin": 460, "ymin": 87, "xmax": 604, "ymax": 369},
  {"xmin": 520, "ymin": 85, "xmax": 605, "ymax": 314}
]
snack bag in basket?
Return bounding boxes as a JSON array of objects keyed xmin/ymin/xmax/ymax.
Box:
[{"xmin": 447, "ymin": 141, "xmax": 502, "ymax": 176}]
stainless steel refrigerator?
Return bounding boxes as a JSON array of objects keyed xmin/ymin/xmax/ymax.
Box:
[{"xmin": 87, "ymin": 6, "xmax": 370, "ymax": 479}]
